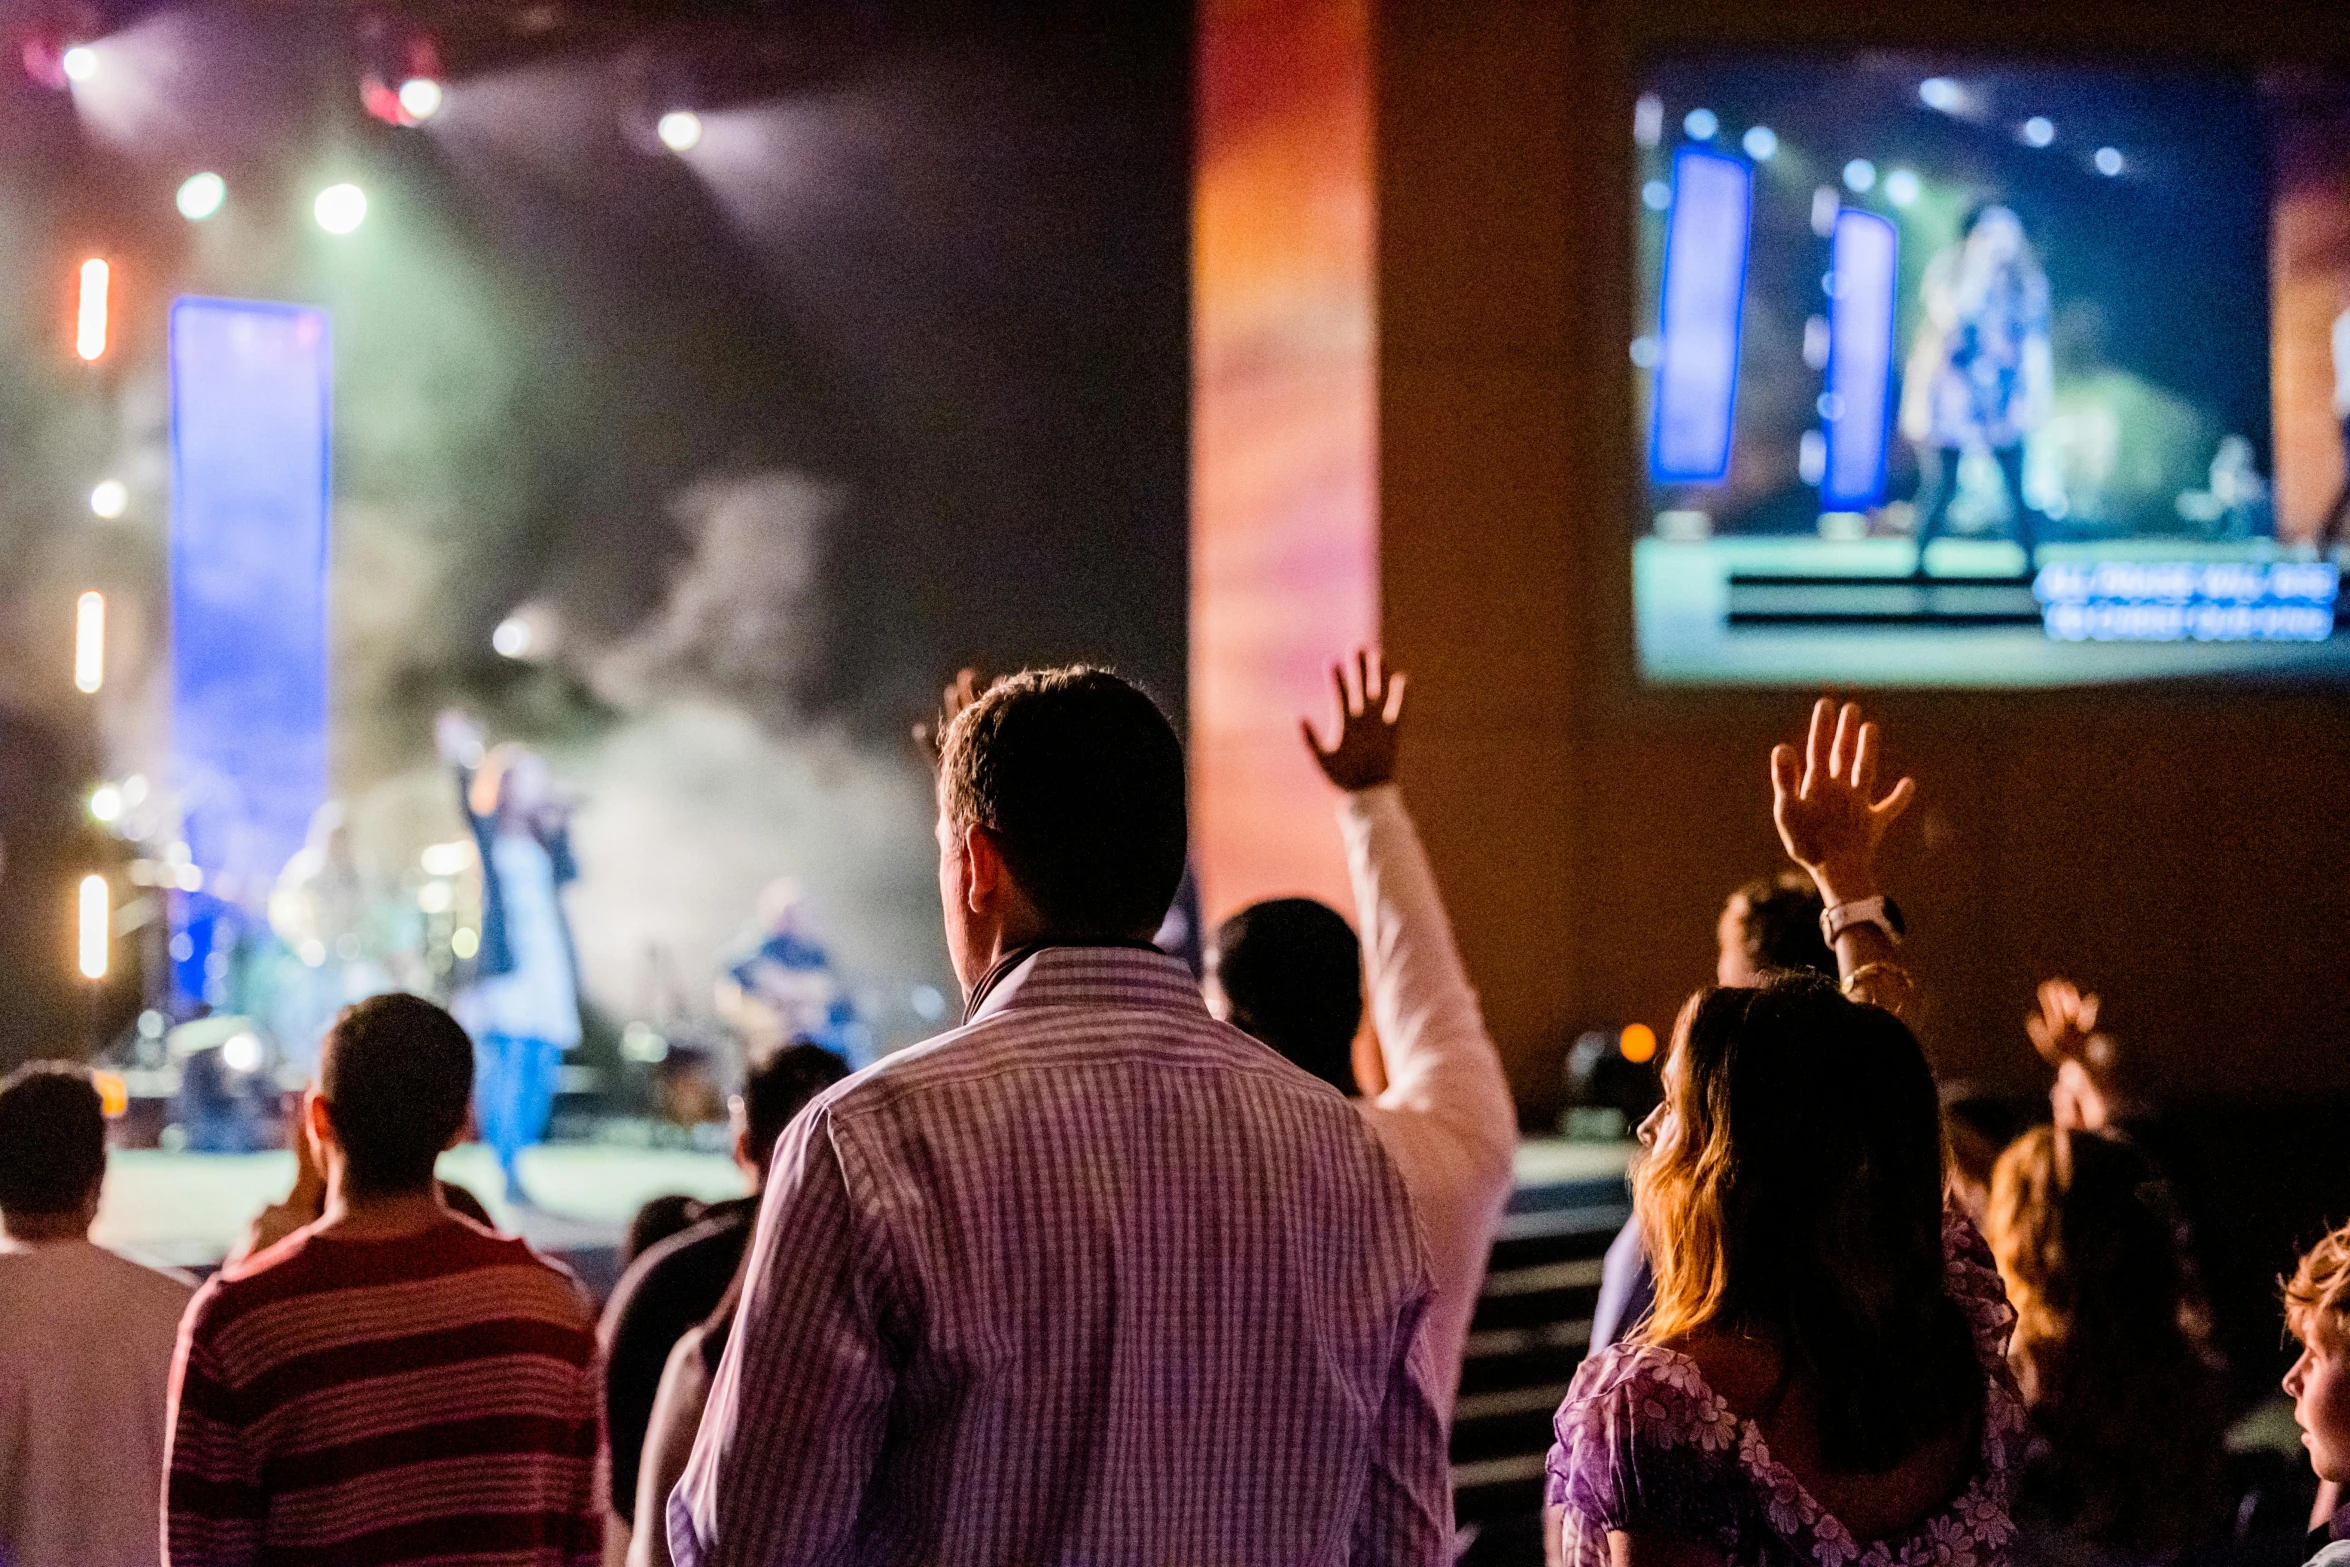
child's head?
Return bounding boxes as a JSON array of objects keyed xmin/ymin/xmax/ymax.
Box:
[{"xmin": 2285, "ymin": 1223, "xmax": 2350, "ymax": 1483}]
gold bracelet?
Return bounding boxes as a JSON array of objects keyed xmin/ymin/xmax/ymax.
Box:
[{"xmin": 1842, "ymin": 960, "xmax": 1917, "ymax": 998}]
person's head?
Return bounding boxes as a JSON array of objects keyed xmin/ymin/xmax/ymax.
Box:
[
  {"xmin": 734, "ymin": 1040, "xmax": 850, "ymax": 1186},
  {"xmin": 1964, "ymin": 202, "xmax": 2027, "ymax": 263},
  {"xmin": 1209, "ymin": 898, "xmax": 1363, "ymax": 1095},
  {"xmin": 1636, "ymin": 973, "xmax": 1976, "ymax": 1473},
  {"xmin": 1986, "ymin": 1126, "xmax": 2225, "ymax": 1546},
  {"xmin": 1940, "ymin": 1085, "xmax": 2024, "ymax": 1223},
  {"xmin": 471, "ymin": 742, "xmax": 550, "ymax": 822},
  {"xmin": 310, "ymin": 993, "xmax": 474, "ymax": 1200},
  {"xmin": 933, "ymin": 667, "xmax": 1186, "ymax": 987},
  {"xmin": 1715, "ymin": 871, "xmax": 1833, "ymax": 987},
  {"xmin": 0, "ymin": 1061, "xmax": 108, "ymax": 1239},
  {"xmin": 2286, "ymin": 1222, "xmax": 2350, "ymax": 1484}
]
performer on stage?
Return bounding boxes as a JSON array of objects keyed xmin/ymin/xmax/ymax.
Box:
[
  {"xmin": 266, "ymin": 802, "xmax": 419, "ymax": 1072},
  {"xmin": 437, "ymin": 711, "xmax": 583, "ymax": 1204},
  {"xmin": 714, "ymin": 877, "xmax": 873, "ymax": 1071},
  {"xmin": 1900, "ymin": 204, "xmax": 2055, "ymax": 577}
]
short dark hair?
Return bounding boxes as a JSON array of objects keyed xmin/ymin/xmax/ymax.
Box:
[
  {"xmin": 0, "ymin": 1061, "xmax": 107, "ymax": 1216},
  {"xmin": 937, "ymin": 667, "xmax": 1186, "ymax": 938},
  {"xmin": 742, "ymin": 1040, "xmax": 850, "ymax": 1171},
  {"xmin": 1733, "ymin": 871, "xmax": 1835, "ymax": 978},
  {"xmin": 1213, "ymin": 898, "xmax": 1362, "ymax": 1095},
  {"xmin": 320, "ymin": 993, "xmax": 475, "ymax": 1195}
]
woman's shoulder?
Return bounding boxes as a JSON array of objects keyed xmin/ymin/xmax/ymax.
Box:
[{"xmin": 1558, "ymin": 1341, "xmax": 1745, "ymax": 1459}]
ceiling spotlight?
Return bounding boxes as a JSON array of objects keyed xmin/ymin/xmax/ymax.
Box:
[
  {"xmin": 2094, "ymin": 146, "xmax": 2125, "ymax": 177},
  {"xmin": 60, "ymin": 45, "xmax": 96, "ymax": 83},
  {"xmin": 313, "ymin": 183, "xmax": 367, "ymax": 235},
  {"xmin": 1842, "ymin": 158, "xmax": 1878, "ymax": 194},
  {"xmin": 176, "ymin": 172, "xmax": 227, "ymax": 221},
  {"xmin": 1918, "ymin": 77, "xmax": 1961, "ymax": 112},
  {"xmin": 657, "ymin": 109, "xmax": 703, "ymax": 151},
  {"xmin": 1682, "ymin": 107, "xmax": 1718, "ymax": 142},
  {"xmin": 2023, "ymin": 116, "xmax": 2056, "ymax": 148},
  {"xmin": 492, "ymin": 616, "xmax": 533, "ymax": 659},
  {"xmin": 89, "ymin": 479, "xmax": 127, "ymax": 518},
  {"xmin": 1741, "ymin": 125, "xmax": 1778, "ymax": 161},
  {"xmin": 397, "ymin": 77, "xmax": 443, "ymax": 121},
  {"xmin": 1884, "ymin": 169, "xmax": 1921, "ymax": 207}
]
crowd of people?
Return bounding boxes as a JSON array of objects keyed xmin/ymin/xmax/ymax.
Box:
[{"xmin": 0, "ymin": 657, "xmax": 2344, "ymax": 1567}]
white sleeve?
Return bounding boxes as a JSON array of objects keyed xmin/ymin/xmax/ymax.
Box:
[{"xmin": 1338, "ymin": 785, "xmax": 1517, "ymax": 1177}]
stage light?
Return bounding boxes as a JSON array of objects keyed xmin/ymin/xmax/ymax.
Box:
[
  {"xmin": 1884, "ymin": 168, "xmax": 1921, "ymax": 207},
  {"xmin": 89, "ymin": 478, "xmax": 127, "ymax": 518},
  {"xmin": 61, "ymin": 45, "xmax": 96, "ymax": 83},
  {"xmin": 93, "ymin": 1070, "xmax": 127, "ymax": 1117},
  {"xmin": 1629, "ymin": 335, "xmax": 1660, "ymax": 368},
  {"xmin": 450, "ymin": 926, "xmax": 479, "ymax": 959},
  {"xmin": 78, "ymin": 874, "xmax": 108, "ymax": 979},
  {"xmin": 122, "ymin": 774, "xmax": 147, "ymax": 806},
  {"xmin": 1641, "ymin": 180, "xmax": 1671, "ymax": 211},
  {"xmin": 417, "ymin": 879, "xmax": 453, "ymax": 914},
  {"xmin": 221, "ymin": 1031, "xmax": 263, "ymax": 1074},
  {"xmin": 74, "ymin": 591, "xmax": 104, "ymax": 692},
  {"xmin": 176, "ymin": 172, "xmax": 226, "ymax": 221},
  {"xmin": 1619, "ymin": 1022, "xmax": 1657, "ymax": 1064},
  {"xmin": 657, "ymin": 110, "xmax": 703, "ymax": 151},
  {"xmin": 1742, "ymin": 125, "xmax": 1778, "ymax": 161},
  {"xmin": 1918, "ymin": 77, "xmax": 1961, "ymax": 112},
  {"xmin": 1633, "ymin": 93, "xmax": 1663, "ymax": 149},
  {"xmin": 76, "ymin": 258, "xmax": 108, "ymax": 361},
  {"xmin": 2094, "ymin": 146, "xmax": 2125, "ymax": 176},
  {"xmin": 313, "ymin": 183, "xmax": 367, "ymax": 234},
  {"xmin": 89, "ymin": 785, "xmax": 122, "ymax": 823},
  {"xmin": 1843, "ymin": 159, "xmax": 1877, "ymax": 194},
  {"xmin": 1682, "ymin": 107, "xmax": 1718, "ymax": 142},
  {"xmin": 420, "ymin": 840, "xmax": 473, "ymax": 876},
  {"xmin": 397, "ymin": 76, "xmax": 443, "ymax": 121},
  {"xmin": 492, "ymin": 615, "xmax": 533, "ymax": 658},
  {"xmin": 2023, "ymin": 116, "xmax": 2056, "ymax": 148}
]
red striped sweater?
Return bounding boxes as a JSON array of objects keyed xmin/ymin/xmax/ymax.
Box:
[{"xmin": 166, "ymin": 1214, "xmax": 602, "ymax": 1567}]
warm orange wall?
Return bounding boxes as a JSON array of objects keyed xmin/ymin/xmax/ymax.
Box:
[
  {"xmin": 1370, "ymin": 0, "xmax": 2350, "ymax": 1117},
  {"xmin": 1191, "ymin": 0, "xmax": 1380, "ymax": 928}
]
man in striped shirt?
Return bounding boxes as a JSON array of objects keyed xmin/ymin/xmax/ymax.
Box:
[
  {"xmin": 672, "ymin": 667, "xmax": 1449, "ymax": 1567},
  {"xmin": 166, "ymin": 992, "xmax": 601, "ymax": 1567}
]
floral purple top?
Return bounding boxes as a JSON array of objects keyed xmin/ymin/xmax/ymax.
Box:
[{"xmin": 1546, "ymin": 1210, "xmax": 2025, "ymax": 1567}]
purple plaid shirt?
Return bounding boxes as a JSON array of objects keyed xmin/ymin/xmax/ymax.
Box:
[{"xmin": 670, "ymin": 945, "xmax": 1448, "ymax": 1567}]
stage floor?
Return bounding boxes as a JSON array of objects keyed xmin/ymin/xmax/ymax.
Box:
[
  {"xmin": 92, "ymin": 1138, "xmax": 1631, "ymax": 1273},
  {"xmin": 94, "ymin": 1142, "xmax": 750, "ymax": 1270}
]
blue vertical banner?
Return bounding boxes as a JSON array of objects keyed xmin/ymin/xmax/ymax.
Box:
[
  {"xmin": 1823, "ymin": 209, "xmax": 1898, "ymax": 509},
  {"xmin": 1650, "ymin": 148, "xmax": 1753, "ymax": 483},
  {"xmin": 168, "ymin": 298, "xmax": 332, "ymax": 1005}
]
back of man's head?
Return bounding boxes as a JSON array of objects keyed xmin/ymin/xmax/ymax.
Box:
[
  {"xmin": 320, "ymin": 993, "xmax": 475, "ymax": 1196},
  {"xmin": 937, "ymin": 667, "xmax": 1187, "ymax": 938},
  {"xmin": 1735, "ymin": 871, "xmax": 1835, "ymax": 977},
  {"xmin": 0, "ymin": 1062, "xmax": 106, "ymax": 1222},
  {"xmin": 741, "ymin": 1040, "xmax": 850, "ymax": 1176},
  {"xmin": 1213, "ymin": 898, "xmax": 1363, "ymax": 1095}
]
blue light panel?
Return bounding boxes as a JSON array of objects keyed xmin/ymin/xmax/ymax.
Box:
[
  {"xmin": 168, "ymin": 298, "xmax": 332, "ymax": 1001},
  {"xmin": 1650, "ymin": 148, "xmax": 1753, "ymax": 483},
  {"xmin": 1822, "ymin": 209, "xmax": 1898, "ymax": 509}
]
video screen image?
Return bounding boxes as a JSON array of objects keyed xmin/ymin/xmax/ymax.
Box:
[{"xmin": 1632, "ymin": 57, "xmax": 2350, "ymax": 685}]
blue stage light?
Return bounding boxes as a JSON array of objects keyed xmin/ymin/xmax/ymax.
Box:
[{"xmin": 1649, "ymin": 148, "xmax": 1752, "ymax": 484}]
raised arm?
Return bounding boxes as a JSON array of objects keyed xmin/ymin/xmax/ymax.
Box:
[
  {"xmin": 1769, "ymin": 699, "xmax": 1917, "ymax": 1017},
  {"xmin": 1304, "ymin": 651, "xmax": 1514, "ymax": 1161}
]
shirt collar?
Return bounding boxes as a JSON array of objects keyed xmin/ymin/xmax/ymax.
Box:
[{"xmin": 963, "ymin": 942, "xmax": 1204, "ymax": 1027}]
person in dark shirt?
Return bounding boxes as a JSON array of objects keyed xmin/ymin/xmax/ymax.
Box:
[{"xmin": 598, "ymin": 1041, "xmax": 847, "ymax": 1528}]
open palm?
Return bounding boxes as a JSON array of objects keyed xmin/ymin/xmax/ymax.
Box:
[{"xmin": 1770, "ymin": 698, "xmax": 1914, "ymax": 893}]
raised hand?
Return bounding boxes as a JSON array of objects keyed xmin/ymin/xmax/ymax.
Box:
[
  {"xmin": 1303, "ymin": 649, "xmax": 1408, "ymax": 792},
  {"xmin": 435, "ymin": 708, "xmax": 484, "ymax": 767},
  {"xmin": 2028, "ymin": 978, "xmax": 2120, "ymax": 1132},
  {"xmin": 1770, "ymin": 698, "xmax": 1915, "ymax": 901},
  {"xmin": 913, "ymin": 668, "xmax": 988, "ymax": 764}
]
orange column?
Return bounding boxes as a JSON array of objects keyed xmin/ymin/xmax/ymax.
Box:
[{"xmin": 1191, "ymin": 0, "xmax": 1379, "ymax": 928}]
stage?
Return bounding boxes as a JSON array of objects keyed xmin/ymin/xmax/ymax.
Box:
[
  {"xmin": 88, "ymin": 1136, "xmax": 1632, "ymax": 1295},
  {"xmin": 93, "ymin": 1140, "xmax": 751, "ymax": 1291}
]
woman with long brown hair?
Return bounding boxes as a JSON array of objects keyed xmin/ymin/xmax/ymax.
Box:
[{"xmin": 1546, "ymin": 701, "xmax": 2025, "ymax": 1567}]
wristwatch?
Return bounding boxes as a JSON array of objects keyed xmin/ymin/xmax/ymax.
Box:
[{"xmin": 1821, "ymin": 895, "xmax": 1906, "ymax": 947}]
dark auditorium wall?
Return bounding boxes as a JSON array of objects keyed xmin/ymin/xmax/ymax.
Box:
[{"xmin": 1372, "ymin": 0, "xmax": 2350, "ymax": 1120}]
